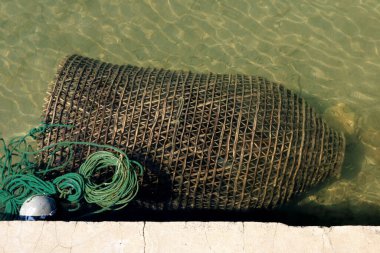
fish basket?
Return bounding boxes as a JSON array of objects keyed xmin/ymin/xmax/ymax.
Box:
[{"xmin": 39, "ymin": 55, "xmax": 345, "ymax": 211}]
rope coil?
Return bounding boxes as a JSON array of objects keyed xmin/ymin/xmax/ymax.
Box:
[
  {"xmin": 0, "ymin": 124, "xmax": 144, "ymax": 220},
  {"xmin": 79, "ymin": 151, "xmax": 143, "ymax": 213}
]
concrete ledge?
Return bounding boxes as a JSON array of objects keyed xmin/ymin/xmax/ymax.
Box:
[{"xmin": 0, "ymin": 221, "xmax": 379, "ymax": 253}]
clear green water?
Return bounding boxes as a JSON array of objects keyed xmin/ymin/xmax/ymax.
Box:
[{"xmin": 1, "ymin": 0, "xmax": 379, "ymax": 224}]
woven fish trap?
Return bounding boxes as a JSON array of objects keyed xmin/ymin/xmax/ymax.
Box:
[{"xmin": 39, "ymin": 55, "xmax": 345, "ymax": 211}]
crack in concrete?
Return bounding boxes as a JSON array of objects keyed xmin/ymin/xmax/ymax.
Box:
[
  {"xmin": 322, "ymin": 232, "xmax": 325, "ymax": 252},
  {"xmin": 69, "ymin": 222, "xmax": 78, "ymax": 253},
  {"xmin": 327, "ymin": 228, "xmax": 335, "ymax": 253},
  {"xmin": 272, "ymin": 223, "xmax": 278, "ymax": 252},
  {"xmin": 32, "ymin": 222, "xmax": 45, "ymax": 253},
  {"xmin": 143, "ymin": 221, "xmax": 146, "ymax": 253},
  {"xmin": 3, "ymin": 222, "xmax": 379, "ymax": 252},
  {"xmin": 118, "ymin": 222, "xmax": 123, "ymax": 250},
  {"xmin": 49, "ymin": 222, "xmax": 72, "ymax": 253},
  {"xmin": 242, "ymin": 222, "xmax": 246, "ymax": 253},
  {"xmin": 204, "ymin": 230, "xmax": 213, "ymax": 253}
]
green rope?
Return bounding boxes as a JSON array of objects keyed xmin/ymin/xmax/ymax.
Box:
[
  {"xmin": 53, "ymin": 173, "xmax": 85, "ymax": 211},
  {"xmin": 0, "ymin": 124, "xmax": 144, "ymax": 220},
  {"xmin": 0, "ymin": 174, "xmax": 56, "ymax": 219},
  {"xmin": 79, "ymin": 151, "xmax": 143, "ymax": 213}
]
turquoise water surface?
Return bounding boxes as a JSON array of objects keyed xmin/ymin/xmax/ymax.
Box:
[{"xmin": 1, "ymin": 0, "xmax": 380, "ymax": 224}]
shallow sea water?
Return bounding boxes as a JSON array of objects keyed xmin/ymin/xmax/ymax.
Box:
[{"xmin": 0, "ymin": 0, "xmax": 379, "ymax": 225}]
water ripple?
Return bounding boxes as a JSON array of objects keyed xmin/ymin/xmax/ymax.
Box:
[{"xmin": 0, "ymin": 0, "xmax": 380, "ymax": 222}]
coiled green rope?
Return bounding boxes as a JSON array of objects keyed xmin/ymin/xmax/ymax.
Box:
[
  {"xmin": 0, "ymin": 124, "xmax": 144, "ymax": 220},
  {"xmin": 53, "ymin": 173, "xmax": 85, "ymax": 211},
  {"xmin": 79, "ymin": 151, "xmax": 142, "ymax": 213}
]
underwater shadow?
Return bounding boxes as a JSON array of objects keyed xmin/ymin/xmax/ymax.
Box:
[
  {"xmin": 60, "ymin": 167, "xmax": 380, "ymax": 226},
  {"xmin": 62, "ymin": 200, "xmax": 380, "ymax": 226}
]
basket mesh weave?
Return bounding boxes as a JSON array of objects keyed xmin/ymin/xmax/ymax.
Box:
[{"xmin": 39, "ymin": 55, "xmax": 345, "ymax": 211}]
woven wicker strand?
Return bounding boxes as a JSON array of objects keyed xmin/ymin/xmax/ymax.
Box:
[{"xmin": 39, "ymin": 55, "xmax": 345, "ymax": 211}]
